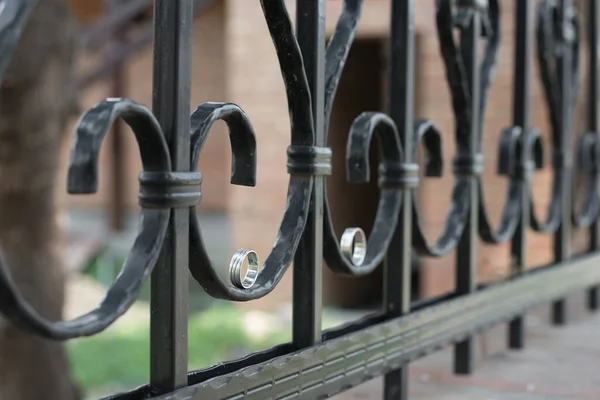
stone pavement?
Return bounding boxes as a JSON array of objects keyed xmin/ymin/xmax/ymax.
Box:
[{"xmin": 335, "ymin": 293, "xmax": 600, "ymax": 400}]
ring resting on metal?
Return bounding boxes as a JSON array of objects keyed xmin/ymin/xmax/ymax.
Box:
[
  {"xmin": 187, "ymin": 0, "xmax": 318, "ymax": 302},
  {"xmin": 0, "ymin": 0, "xmax": 596, "ymax": 398},
  {"xmin": 322, "ymin": 112, "xmax": 405, "ymax": 276},
  {"xmin": 340, "ymin": 227, "xmax": 367, "ymax": 267},
  {"xmin": 229, "ymin": 249, "xmax": 261, "ymax": 290},
  {"xmin": 320, "ymin": 0, "xmax": 408, "ymax": 276}
]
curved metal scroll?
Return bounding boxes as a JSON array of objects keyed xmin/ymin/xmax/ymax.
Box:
[
  {"xmin": 563, "ymin": 1, "xmax": 600, "ymax": 229},
  {"xmin": 187, "ymin": 0, "xmax": 315, "ymax": 301},
  {"xmin": 322, "ymin": 112, "xmax": 405, "ymax": 275},
  {"xmin": 418, "ymin": 0, "xmax": 544, "ymax": 248},
  {"xmin": 473, "ymin": 0, "xmax": 543, "ymax": 244},
  {"xmin": 532, "ymin": 0, "xmax": 580, "ymax": 232},
  {"xmin": 317, "ymin": 0, "xmax": 406, "ymax": 275},
  {"xmin": 410, "ymin": 120, "xmax": 472, "ymax": 257},
  {"xmin": 574, "ymin": 131, "xmax": 600, "ymax": 227},
  {"xmin": 403, "ymin": 0, "xmax": 479, "ymax": 257},
  {"xmin": 0, "ymin": 99, "xmax": 171, "ymax": 339},
  {"xmin": 323, "ymin": 0, "xmax": 361, "ymax": 133}
]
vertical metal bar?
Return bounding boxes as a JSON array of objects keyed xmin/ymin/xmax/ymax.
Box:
[
  {"xmin": 508, "ymin": 0, "xmax": 533, "ymax": 349},
  {"xmin": 587, "ymin": 0, "xmax": 600, "ymax": 311},
  {"xmin": 454, "ymin": 10, "xmax": 481, "ymax": 375},
  {"xmin": 292, "ymin": 0, "xmax": 325, "ymax": 348},
  {"xmin": 383, "ymin": 1, "xmax": 414, "ymax": 398},
  {"xmin": 552, "ymin": 0, "xmax": 573, "ymax": 326},
  {"xmin": 150, "ymin": 0, "xmax": 192, "ymax": 393}
]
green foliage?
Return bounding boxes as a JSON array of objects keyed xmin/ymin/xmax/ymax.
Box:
[{"xmin": 67, "ymin": 303, "xmax": 290, "ymax": 396}]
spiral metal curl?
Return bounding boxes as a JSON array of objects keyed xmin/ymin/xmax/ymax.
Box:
[
  {"xmin": 322, "ymin": 112, "xmax": 405, "ymax": 275},
  {"xmin": 412, "ymin": 0, "xmax": 544, "ymax": 253},
  {"xmin": 186, "ymin": 0, "xmax": 318, "ymax": 301},
  {"xmin": 532, "ymin": 0, "xmax": 580, "ymax": 232},
  {"xmin": 405, "ymin": 0, "xmax": 483, "ymax": 257},
  {"xmin": 316, "ymin": 0, "xmax": 409, "ymax": 276},
  {"xmin": 0, "ymin": 0, "xmax": 589, "ymax": 341},
  {"xmin": 469, "ymin": 0, "xmax": 545, "ymax": 244},
  {"xmin": 574, "ymin": 131, "xmax": 600, "ymax": 227},
  {"xmin": 410, "ymin": 120, "xmax": 472, "ymax": 257},
  {"xmin": 0, "ymin": 99, "xmax": 172, "ymax": 339},
  {"xmin": 0, "ymin": 0, "xmax": 317, "ymax": 328},
  {"xmin": 469, "ymin": 0, "xmax": 522, "ymax": 244},
  {"xmin": 0, "ymin": 2, "xmax": 174, "ymax": 340},
  {"xmin": 536, "ymin": 0, "xmax": 600, "ymax": 231},
  {"xmin": 555, "ymin": 0, "xmax": 600, "ymax": 229}
]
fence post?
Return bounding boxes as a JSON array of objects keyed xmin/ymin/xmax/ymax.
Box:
[
  {"xmin": 587, "ymin": 0, "xmax": 600, "ymax": 311},
  {"xmin": 293, "ymin": 0, "xmax": 326, "ymax": 349},
  {"xmin": 149, "ymin": 0, "xmax": 192, "ymax": 393},
  {"xmin": 509, "ymin": 0, "xmax": 534, "ymax": 349},
  {"xmin": 552, "ymin": 0, "xmax": 575, "ymax": 326},
  {"xmin": 454, "ymin": 4, "xmax": 483, "ymax": 375},
  {"xmin": 384, "ymin": 1, "xmax": 415, "ymax": 398}
]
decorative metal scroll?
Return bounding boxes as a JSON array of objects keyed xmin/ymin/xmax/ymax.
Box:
[
  {"xmin": 185, "ymin": 0, "xmax": 322, "ymax": 301},
  {"xmin": 1, "ymin": 99, "xmax": 172, "ymax": 339},
  {"xmin": 0, "ymin": 0, "xmax": 591, "ymax": 335},
  {"xmin": 0, "ymin": 0, "xmax": 598, "ymax": 399},
  {"xmin": 534, "ymin": 0, "xmax": 581, "ymax": 232},
  {"xmin": 0, "ymin": 0, "xmax": 318, "ymax": 329},
  {"xmin": 0, "ymin": 1, "xmax": 181, "ymax": 340},
  {"xmin": 321, "ymin": 0, "xmax": 408, "ymax": 275}
]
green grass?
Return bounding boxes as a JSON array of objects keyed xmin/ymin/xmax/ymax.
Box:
[
  {"xmin": 67, "ymin": 303, "xmax": 290, "ymax": 395},
  {"xmin": 69, "ymin": 250, "xmax": 293, "ymax": 395}
]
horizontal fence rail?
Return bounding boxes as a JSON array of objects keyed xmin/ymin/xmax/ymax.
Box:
[{"xmin": 0, "ymin": 0, "xmax": 599, "ymax": 399}]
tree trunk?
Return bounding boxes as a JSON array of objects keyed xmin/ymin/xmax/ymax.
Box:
[{"xmin": 0, "ymin": 1, "xmax": 80, "ymax": 399}]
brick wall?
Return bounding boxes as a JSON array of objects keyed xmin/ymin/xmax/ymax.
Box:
[{"xmin": 67, "ymin": 0, "xmax": 104, "ymax": 23}]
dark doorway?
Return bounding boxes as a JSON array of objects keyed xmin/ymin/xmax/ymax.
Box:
[{"xmin": 322, "ymin": 37, "xmax": 422, "ymax": 309}]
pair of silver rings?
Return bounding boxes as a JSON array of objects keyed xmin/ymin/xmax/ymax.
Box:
[{"xmin": 229, "ymin": 227, "xmax": 367, "ymax": 290}]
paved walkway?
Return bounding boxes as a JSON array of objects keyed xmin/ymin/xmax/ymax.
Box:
[{"xmin": 336, "ymin": 293, "xmax": 600, "ymax": 399}]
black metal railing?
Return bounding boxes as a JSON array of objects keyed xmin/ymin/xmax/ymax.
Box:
[{"xmin": 0, "ymin": 0, "xmax": 599, "ymax": 399}]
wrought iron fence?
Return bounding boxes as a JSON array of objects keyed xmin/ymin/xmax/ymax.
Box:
[{"xmin": 0, "ymin": 0, "xmax": 599, "ymax": 399}]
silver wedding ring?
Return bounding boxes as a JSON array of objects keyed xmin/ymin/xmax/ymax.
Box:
[
  {"xmin": 340, "ymin": 227, "xmax": 367, "ymax": 266},
  {"xmin": 230, "ymin": 249, "xmax": 260, "ymax": 289}
]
